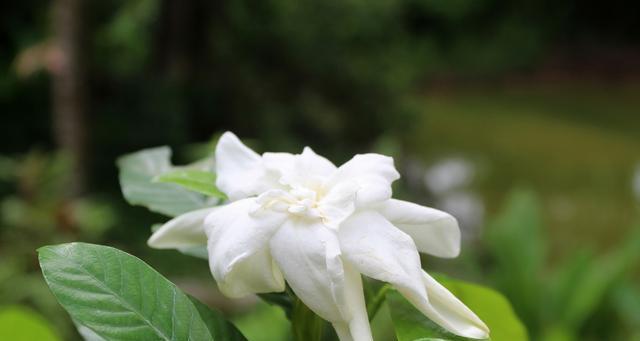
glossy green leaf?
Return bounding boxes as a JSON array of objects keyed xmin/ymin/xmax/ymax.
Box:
[
  {"xmin": 188, "ymin": 296, "xmax": 247, "ymax": 341},
  {"xmin": 117, "ymin": 147, "xmax": 217, "ymax": 217},
  {"xmin": 38, "ymin": 242, "xmax": 223, "ymax": 341},
  {"xmin": 154, "ymin": 170, "xmax": 226, "ymax": 198},
  {"xmin": 0, "ymin": 305, "xmax": 61, "ymax": 341},
  {"xmin": 74, "ymin": 319, "xmax": 106, "ymax": 341},
  {"xmin": 388, "ymin": 276, "xmax": 528, "ymax": 341},
  {"xmin": 388, "ymin": 289, "xmax": 470, "ymax": 341},
  {"xmin": 436, "ymin": 276, "xmax": 529, "ymax": 341}
]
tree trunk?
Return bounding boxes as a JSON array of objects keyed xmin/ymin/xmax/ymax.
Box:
[{"xmin": 51, "ymin": 0, "xmax": 87, "ymax": 197}]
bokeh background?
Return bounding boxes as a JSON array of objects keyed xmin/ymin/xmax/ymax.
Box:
[{"xmin": 1, "ymin": 0, "xmax": 639, "ymax": 340}]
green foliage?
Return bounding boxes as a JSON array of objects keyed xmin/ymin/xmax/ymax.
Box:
[
  {"xmin": 0, "ymin": 305, "xmax": 61, "ymax": 341},
  {"xmin": 118, "ymin": 147, "xmax": 222, "ymax": 261},
  {"xmin": 74, "ymin": 319, "xmax": 107, "ymax": 341},
  {"xmin": 611, "ymin": 280, "xmax": 640, "ymax": 333},
  {"xmin": 0, "ymin": 151, "xmax": 116, "ymax": 339},
  {"xmin": 117, "ymin": 146, "xmax": 218, "ymax": 217},
  {"xmin": 1, "ymin": 151, "xmax": 114, "ymax": 239},
  {"xmin": 485, "ymin": 189, "xmax": 545, "ymax": 328},
  {"xmin": 96, "ymin": 0, "xmax": 159, "ymax": 76},
  {"xmin": 365, "ymin": 283, "xmax": 391, "ymax": 321},
  {"xmin": 188, "ymin": 296, "xmax": 247, "ymax": 341},
  {"xmin": 154, "ymin": 169, "xmax": 226, "ymax": 199},
  {"xmin": 550, "ymin": 226, "xmax": 640, "ymax": 329},
  {"xmin": 0, "ymin": 155, "xmax": 17, "ymax": 181},
  {"xmin": 291, "ymin": 298, "xmax": 328, "ymax": 341},
  {"xmin": 436, "ymin": 275, "xmax": 529, "ymax": 341},
  {"xmin": 387, "ymin": 276, "xmax": 528, "ymax": 341},
  {"xmin": 257, "ymin": 292, "xmax": 294, "ymax": 318},
  {"xmin": 232, "ymin": 301, "xmax": 291, "ymax": 341},
  {"xmin": 388, "ymin": 289, "xmax": 468, "ymax": 341},
  {"xmin": 38, "ymin": 242, "xmax": 244, "ymax": 341},
  {"xmin": 484, "ymin": 189, "xmax": 640, "ymax": 340}
]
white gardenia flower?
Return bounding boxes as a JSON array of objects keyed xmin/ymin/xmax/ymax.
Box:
[{"xmin": 148, "ymin": 132, "xmax": 490, "ymax": 341}]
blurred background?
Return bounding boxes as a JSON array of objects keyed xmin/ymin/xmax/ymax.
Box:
[{"xmin": 1, "ymin": 0, "xmax": 639, "ymax": 340}]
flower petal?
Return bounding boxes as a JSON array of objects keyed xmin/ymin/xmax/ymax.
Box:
[
  {"xmin": 417, "ymin": 270, "xmax": 490, "ymax": 339},
  {"xmin": 339, "ymin": 211, "xmax": 487, "ymax": 339},
  {"xmin": 318, "ymin": 180, "xmax": 358, "ymax": 228},
  {"xmin": 377, "ymin": 199, "xmax": 461, "ymax": 258},
  {"xmin": 331, "ymin": 262, "xmax": 372, "ymax": 341},
  {"xmin": 270, "ymin": 219, "xmax": 372, "ymax": 341},
  {"xmin": 329, "ymin": 154, "xmax": 400, "ymax": 207},
  {"xmin": 339, "ymin": 211, "xmax": 426, "ymax": 296},
  {"xmin": 298, "ymin": 146, "xmax": 337, "ymax": 176},
  {"xmin": 148, "ymin": 207, "xmax": 215, "ymax": 249},
  {"xmin": 215, "ymin": 132, "xmax": 269, "ymax": 200},
  {"xmin": 205, "ymin": 198, "xmax": 287, "ymax": 297},
  {"xmin": 263, "ymin": 147, "xmax": 336, "ymax": 188},
  {"xmin": 261, "ymin": 152, "xmax": 296, "ymax": 180}
]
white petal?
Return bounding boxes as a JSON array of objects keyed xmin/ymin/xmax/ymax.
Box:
[
  {"xmin": 331, "ymin": 261, "xmax": 372, "ymax": 341},
  {"xmin": 215, "ymin": 132, "xmax": 269, "ymax": 200},
  {"xmin": 270, "ymin": 219, "xmax": 372, "ymax": 341},
  {"xmin": 329, "ymin": 154, "xmax": 400, "ymax": 207},
  {"xmin": 377, "ymin": 199, "xmax": 461, "ymax": 258},
  {"xmin": 261, "ymin": 152, "xmax": 296, "ymax": 181},
  {"xmin": 417, "ymin": 271, "xmax": 490, "ymax": 339},
  {"xmin": 318, "ymin": 180, "xmax": 358, "ymax": 228},
  {"xmin": 339, "ymin": 211, "xmax": 426, "ymax": 296},
  {"xmin": 263, "ymin": 147, "xmax": 336, "ymax": 187},
  {"xmin": 339, "ymin": 211, "xmax": 487, "ymax": 339},
  {"xmin": 205, "ymin": 198, "xmax": 287, "ymax": 297},
  {"xmin": 147, "ymin": 207, "xmax": 215, "ymax": 249},
  {"xmin": 298, "ymin": 147, "xmax": 337, "ymax": 176}
]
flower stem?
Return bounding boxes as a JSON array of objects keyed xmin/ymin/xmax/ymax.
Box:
[
  {"xmin": 367, "ymin": 284, "xmax": 391, "ymax": 320},
  {"xmin": 291, "ymin": 297, "xmax": 328, "ymax": 341}
]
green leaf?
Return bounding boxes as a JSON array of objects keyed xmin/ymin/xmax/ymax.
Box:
[
  {"xmin": 117, "ymin": 147, "xmax": 217, "ymax": 217},
  {"xmin": 74, "ymin": 319, "xmax": 106, "ymax": 341},
  {"xmin": 155, "ymin": 170, "xmax": 226, "ymax": 198},
  {"xmin": 388, "ymin": 289, "xmax": 470, "ymax": 341},
  {"xmin": 554, "ymin": 225, "xmax": 640, "ymax": 329},
  {"xmin": 188, "ymin": 296, "xmax": 247, "ymax": 341},
  {"xmin": 257, "ymin": 292, "xmax": 294, "ymax": 318},
  {"xmin": 611, "ymin": 280, "xmax": 640, "ymax": 327},
  {"xmin": 388, "ymin": 276, "xmax": 528, "ymax": 341},
  {"xmin": 436, "ymin": 276, "xmax": 529, "ymax": 341},
  {"xmin": 232, "ymin": 301, "xmax": 291, "ymax": 341},
  {"xmin": 485, "ymin": 189, "xmax": 545, "ymax": 325},
  {"xmin": 291, "ymin": 298, "xmax": 328, "ymax": 341},
  {"xmin": 38, "ymin": 242, "xmax": 222, "ymax": 341},
  {"xmin": 0, "ymin": 305, "xmax": 61, "ymax": 341}
]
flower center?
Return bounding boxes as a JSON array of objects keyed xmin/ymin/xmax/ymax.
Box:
[{"xmin": 254, "ymin": 187, "xmax": 324, "ymax": 219}]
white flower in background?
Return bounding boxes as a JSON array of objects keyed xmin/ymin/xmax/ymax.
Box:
[{"xmin": 148, "ymin": 132, "xmax": 489, "ymax": 341}]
